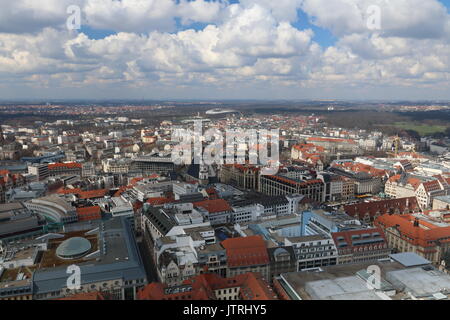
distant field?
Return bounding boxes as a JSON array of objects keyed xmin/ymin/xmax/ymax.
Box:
[{"xmin": 393, "ymin": 122, "xmax": 447, "ymax": 135}]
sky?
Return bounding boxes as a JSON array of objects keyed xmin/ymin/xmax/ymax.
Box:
[{"xmin": 1, "ymin": 0, "xmax": 450, "ymax": 101}]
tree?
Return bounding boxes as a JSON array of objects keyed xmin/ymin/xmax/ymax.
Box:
[
  {"xmin": 445, "ymin": 127, "xmax": 450, "ymax": 138},
  {"xmin": 401, "ymin": 129, "xmax": 421, "ymax": 140},
  {"xmin": 432, "ymin": 131, "xmax": 446, "ymax": 139}
]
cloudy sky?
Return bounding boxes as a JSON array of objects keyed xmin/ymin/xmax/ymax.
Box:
[{"xmin": 1, "ymin": 0, "xmax": 450, "ymax": 100}]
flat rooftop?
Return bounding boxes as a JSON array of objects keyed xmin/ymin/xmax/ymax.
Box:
[
  {"xmin": 305, "ymin": 276, "xmax": 384, "ymax": 300},
  {"xmin": 386, "ymin": 267, "xmax": 450, "ymax": 298},
  {"xmin": 38, "ymin": 231, "xmax": 98, "ymax": 269},
  {"xmin": 390, "ymin": 252, "xmax": 431, "ymax": 268},
  {"xmin": 435, "ymin": 195, "xmax": 450, "ymax": 203},
  {"xmin": 280, "ymin": 260, "xmax": 405, "ymax": 300}
]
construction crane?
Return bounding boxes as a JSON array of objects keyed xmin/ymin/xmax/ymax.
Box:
[
  {"xmin": 0, "ymin": 124, "xmax": 4, "ymax": 145},
  {"xmin": 387, "ymin": 136, "xmax": 401, "ymax": 158}
]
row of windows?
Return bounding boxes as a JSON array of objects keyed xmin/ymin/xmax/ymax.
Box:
[{"xmin": 216, "ymin": 287, "xmax": 239, "ymax": 295}]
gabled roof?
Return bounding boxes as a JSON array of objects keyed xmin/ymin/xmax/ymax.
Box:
[
  {"xmin": 48, "ymin": 162, "xmax": 82, "ymax": 169},
  {"xmin": 147, "ymin": 197, "xmax": 174, "ymax": 206},
  {"xmin": 421, "ymin": 180, "xmax": 443, "ymax": 193},
  {"xmin": 332, "ymin": 227, "xmax": 388, "ymax": 252},
  {"xmin": 78, "ymin": 189, "xmax": 108, "ymax": 199},
  {"xmin": 344, "ymin": 197, "xmax": 419, "ymax": 220},
  {"xmin": 193, "ymin": 199, "xmax": 231, "ymax": 213},
  {"xmin": 375, "ymin": 214, "xmax": 450, "ymax": 248},
  {"xmin": 56, "ymin": 187, "xmax": 83, "ymax": 195},
  {"xmin": 221, "ymin": 235, "xmax": 269, "ymax": 267},
  {"xmin": 76, "ymin": 205, "xmax": 101, "ymax": 216},
  {"xmin": 137, "ymin": 272, "xmax": 277, "ymax": 300}
]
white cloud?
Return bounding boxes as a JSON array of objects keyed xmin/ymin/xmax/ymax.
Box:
[
  {"xmin": 0, "ymin": 0, "xmax": 450, "ymax": 99},
  {"xmin": 301, "ymin": 0, "xmax": 450, "ymax": 39}
]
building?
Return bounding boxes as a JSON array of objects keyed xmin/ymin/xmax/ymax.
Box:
[
  {"xmin": 307, "ymin": 137, "xmax": 359, "ymax": 154},
  {"xmin": 48, "ymin": 162, "xmax": 82, "ymax": 177},
  {"xmin": 258, "ymin": 175, "xmax": 324, "ymax": 203},
  {"xmin": 131, "ymin": 153, "xmax": 175, "ymax": 174},
  {"xmin": 291, "ymin": 144, "xmax": 325, "ymax": 170},
  {"xmin": 137, "ymin": 272, "xmax": 278, "ymax": 300},
  {"xmin": 329, "ymin": 165, "xmax": 384, "ymax": 196},
  {"xmin": 386, "ymin": 173, "xmax": 450, "ymax": 209},
  {"xmin": 267, "ymin": 247, "xmax": 297, "ymax": 283},
  {"xmin": 275, "ymin": 253, "xmax": 450, "ymax": 300},
  {"xmin": 27, "ymin": 164, "xmax": 49, "ymax": 181},
  {"xmin": 233, "ymin": 215, "xmax": 337, "ymax": 273},
  {"xmin": 434, "ymin": 195, "xmax": 450, "ymax": 210},
  {"xmin": 344, "ymin": 197, "xmax": 420, "ymax": 224},
  {"xmin": 21, "ymin": 151, "xmax": 65, "ymax": 164},
  {"xmin": 375, "ymin": 213, "xmax": 450, "ymax": 265},
  {"xmin": 76, "ymin": 206, "xmax": 102, "ymax": 222},
  {"xmin": 152, "ymin": 224, "xmax": 221, "ymax": 287},
  {"xmin": 230, "ymin": 202, "xmax": 264, "ymax": 224},
  {"xmin": 81, "ymin": 162, "xmax": 96, "ymax": 177},
  {"xmin": 58, "ymin": 291, "xmax": 107, "ymax": 300},
  {"xmin": 385, "ymin": 173, "xmax": 420, "ymax": 199},
  {"xmin": 331, "ymin": 228, "xmax": 391, "ymax": 265},
  {"xmin": 156, "ymin": 243, "xmax": 198, "ymax": 287},
  {"xmin": 0, "ymin": 203, "xmax": 44, "ymax": 240},
  {"xmin": 31, "ymin": 217, "xmax": 147, "ymax": 300},
  {"xmin": 102, "ymin": 158, "xmax": 131, "ymax": 174},
  {"xmin": 221, "ymin": 236, "xmax": 270, "ymax": 281},
  {"xmin": 25, "ymin": 195, "xmax": 78, "ymax": 224},
  {"xmin": 131, "ymin": 181, "xmax": 173, "ymax": 202},
  {"xmin": 415, "ymin": 180, "xmax": 447, "ymax": 209},
  {"xmin": 219, "ymin": 164, "xmax": 260, "ymax": 190},
  {"xmin": 0, "ymin": 278, "xmax": 33, "ymax": 300},
  {"xmin": 193, "ymin": 199, "xmax": 232, "ymax": 226},
  {"xmin": 109, "ymin": 197, "xmax": 134, "ymax": 218},
  {"xmin": 317, "ymin": 173, "xmax": 345, "ymax": 202},
  {"xmin": 301, "ymin": 209, "xmax": 362, "ymax": 236}
]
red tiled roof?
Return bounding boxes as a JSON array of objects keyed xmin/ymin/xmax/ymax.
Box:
[
  {"xmin": 293, "ymin": 143, "xmax": 325, "ymax": 153},
  {"xmin": 113, "ymin": 185, "xmax": 133, "ymax": 197},
  {"xmin": 205, "ymin": 187, "xmax": 219, "ymax": 200},
  {"xmin": 193, "ymin": 199, "xmax": 232, "ymax": 213},
  {"xmin": 334, "ymin": 162, "xmax": 387, "ymax": 177},
  {"xmin": 48, "ymin": 162, "xmax": 82, "ymax": 169},
  {"xmin": 76, "ymin": 205, "xmax": 101, "ymax": 214},
  {"xmin": 56, "ymin": 187, "xmax": 83, "ymax": 195},
  {"xmin": 147, "ymin": 197, "xmax": 174, "ymax": 206},
  {"xmin": 137, "ymin": 272, "xmax": 277, "ymax": 300},
  {"xmin": 308, "ymin": 137, "xmax": 356, "ymax": 144},
  {"xmin": 78, "ymin": 189, "xmax": 108, "ymax": 199},
  {"xmin": 76, "ymin": 206, "xmax": 102, "ymax": 221},
  {"xmin": 422, "ymin": 180, "xmax": 443, "ymax": 193},
  {"xmin": 264, "ymin": 175, "xmax": 322, "ymax": 188},
  {"xmin": 221, "ymin": 236, "xmax": 270, "ymax": 267},
  {"xmin": 332, "ymin": 227, "xmax": 388, "ymax": 253},
  {"xmin": 344, "ymin": 197, "xmax": 420, "ymax": 221},
  {"xmin": 375, "ymin": 214, "xmax": 450, "ymax": 248}
]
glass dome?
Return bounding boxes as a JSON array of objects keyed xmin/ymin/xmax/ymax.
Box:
[{"xmin": 56, "ymin": 237, "xmax": 92, "ymax": 260}]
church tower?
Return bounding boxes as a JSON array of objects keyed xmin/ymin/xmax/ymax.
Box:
[{"xmin": 199, "ymin": 163, "xmax": 209, "ymax": 185}]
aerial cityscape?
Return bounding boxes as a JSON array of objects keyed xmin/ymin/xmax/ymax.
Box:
[{"xmin": 1, "ymin": 0, "xmax": 450, "ymax": 311}]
